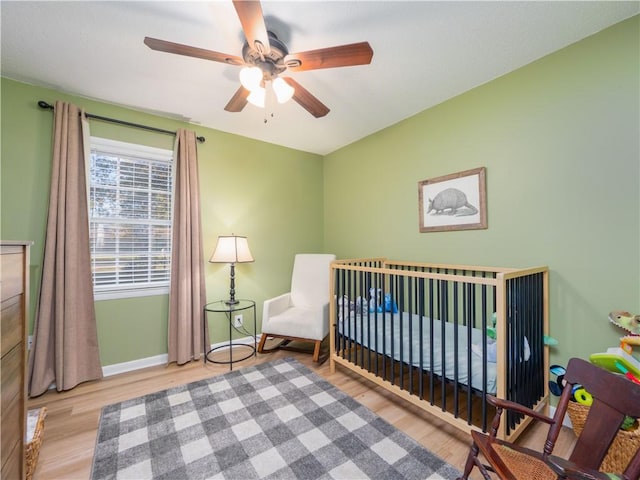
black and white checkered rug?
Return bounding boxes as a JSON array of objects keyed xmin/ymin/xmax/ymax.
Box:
[{"xmin": 91, "ymin": 358, "xmax": 461, "ymax": 479}]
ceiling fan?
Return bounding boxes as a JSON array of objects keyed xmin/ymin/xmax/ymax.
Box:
[{"xmin": 144, "ymin": 0, "xmax": 373, "ymax": 118}]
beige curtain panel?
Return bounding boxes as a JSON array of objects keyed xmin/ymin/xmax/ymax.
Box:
[
  {"xmin": 28, "ymin": 101, "xmax": 103, "ymax": 397},
  {"xmin": 168, "ymin": 129, "xmax": 208, "ymax": 364}
]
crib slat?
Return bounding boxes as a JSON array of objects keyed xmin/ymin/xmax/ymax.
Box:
[{"xmin": 452, "ymin": 280, "xmax": 460, "ymax": 419}]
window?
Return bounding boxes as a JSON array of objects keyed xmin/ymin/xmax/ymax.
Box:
[{"xmin": 88, "ymin": 137, "xmax": 174, "ymax": 300}]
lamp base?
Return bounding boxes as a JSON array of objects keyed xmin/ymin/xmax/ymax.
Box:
[{"xmin": 226, "ymin": 263, "xmax": 240, "ymax": 306}]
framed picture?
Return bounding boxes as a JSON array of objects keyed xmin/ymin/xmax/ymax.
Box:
[{"xmin": 418, "ymin": 167, "xmax": 487, "ymax": 232}]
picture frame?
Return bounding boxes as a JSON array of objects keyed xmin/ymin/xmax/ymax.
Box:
[{"xmin": 418, "ymin": 167, "xmax": 487, "ymax": 232}]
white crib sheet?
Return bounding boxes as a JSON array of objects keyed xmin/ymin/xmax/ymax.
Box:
[{"xmin": 338, "ymin": 311, "xmax": 497, "ymax": 394}]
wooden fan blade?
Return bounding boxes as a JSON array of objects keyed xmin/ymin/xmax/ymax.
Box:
[
  {"xmin": 282, "ymin": 77, "xmax": 329, "ymax": 118},
  {"xmin": 144, "ymin": 37, "xmax": 244, "ymax": 65},
  {"xmin": 224, "ymin": 86, "xmax": 250, "ymax": 112},
  {"xmin": 232, "ymin": 0, "xmax": 271, "ymax": 55},
  {"xmin": 284, "ymin": 42, "xmax": 373, "ymax": 72}
]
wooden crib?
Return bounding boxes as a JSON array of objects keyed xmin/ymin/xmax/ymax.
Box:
[{"xmin": 329, "ymin": 258, "xmax": 549, "ymax": 442}]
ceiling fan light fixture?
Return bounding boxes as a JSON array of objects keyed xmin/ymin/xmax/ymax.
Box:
[
  {"xmin": 239, "ymin": 66, "xmax": 263, "ymax": 91},
  {"xmin": 145, "ymin": 0, "xmax": 373, "ymax": 119},
  {"xmin": 247, "ymin": 86, "xmax": 266, "ymax": 108},
  {"xmin": 272, "ymin": 77, "xmax": 294, "ymax": 104}
]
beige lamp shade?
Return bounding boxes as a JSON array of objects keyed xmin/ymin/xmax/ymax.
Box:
[{"xmin": 209, "ymin": 235, "xmax": 254, "ymax": 264}]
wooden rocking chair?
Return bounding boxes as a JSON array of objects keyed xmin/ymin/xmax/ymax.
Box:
[{"xmin": 458, "ymin": 357, "xmax": 640, "ymax": 480}]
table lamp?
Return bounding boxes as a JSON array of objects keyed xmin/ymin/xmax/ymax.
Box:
[{"xmin": 209, "ymin": 235, "xmax": 254, "ymax": 305}]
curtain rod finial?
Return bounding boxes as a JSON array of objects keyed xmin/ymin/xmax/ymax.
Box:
[{"xmin": 38, "ymin": 100, "xmax": 54, "ymax": 110}]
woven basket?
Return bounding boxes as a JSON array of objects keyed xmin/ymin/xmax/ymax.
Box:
[
  {"xmin": 567, "ymin": 401, "xmax": 640, "ymax": 473},
  {"xmin": 26, "ymin": 407, "xmax": 47, "ymax": 480}
]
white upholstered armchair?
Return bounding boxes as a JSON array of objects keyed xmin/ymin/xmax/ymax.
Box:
[{"xmin": 257, "ymin": 253, "xmax": 336, "ymax": 362}]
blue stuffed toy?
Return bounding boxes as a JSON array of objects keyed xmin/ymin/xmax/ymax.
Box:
[
  {"xmin": 383, "ymin": 293, "xmax": 398, "ymax": 313},
  {"xmin": 368, "ymin": 289, "xmax": 399, "ymax": 313}
]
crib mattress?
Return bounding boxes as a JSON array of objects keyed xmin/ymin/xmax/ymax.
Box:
[{"xmin": 337, "ymin": 311, "xmax": 497, "ymax": 394}]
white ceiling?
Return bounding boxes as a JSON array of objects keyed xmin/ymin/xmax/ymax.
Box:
[{"xmin": 2, "ymin": 1, "xmax": 638, "ymax": 155}]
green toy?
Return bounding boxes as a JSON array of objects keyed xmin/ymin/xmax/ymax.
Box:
[
  {"xmin": 488, "ymin": 312, "xmax": 558, "ymax": 345},
  {"xmin": 609, "ymin": 310, "xmax": 640, "ymax": 346},
  {"xmin": 590, "ymin": 349, "xmax": 640, "ymax": 379}
]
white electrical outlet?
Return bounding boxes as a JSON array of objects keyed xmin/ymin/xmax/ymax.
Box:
[{"xmin": 233, "ymin": 314, "xmax": 243, "ymax": 328}]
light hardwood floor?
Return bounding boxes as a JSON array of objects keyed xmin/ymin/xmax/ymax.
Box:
[{"xmin": 27, "ymin": 346, "xmax": 576, "ymax": 479}]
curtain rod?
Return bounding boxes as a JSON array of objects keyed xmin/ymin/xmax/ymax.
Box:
[{"xmin": 37, "ymin": 101, "xmax": 205, "ymax": 143}]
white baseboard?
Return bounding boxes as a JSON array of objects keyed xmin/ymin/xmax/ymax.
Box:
[
  {"xmin": 102, "ymin": 353, "xmax": 169, "ymax": 377},
  {"xmin": 101, "ymin": 336, "xmax": 257, "ymax": 377}
]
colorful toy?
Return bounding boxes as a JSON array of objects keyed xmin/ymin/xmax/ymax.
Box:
[
  {"xmin": 614, "ymin": 360, "xmax": 640, "ymax": 385},
  {"xmin": 548, "ymin": 364, "xmax": 566, "ymax": 396},
  {"xmin": 548, "ymin": 365, "xmax": 587, "ymax": 399},
  {"xmin": 383, "ymin": 293, "xmax": 398, "ymax": 313},
  {"xmin": 487, "ymin": 312, "xmax": 558, "ymax": 346},
  {"xmin": 473, "ymin": 312, "xmax": 542, "ymax": 364},
  {"xmin": 574, "ymin": 388, "xmax": 593, "ymax": 406},
  {"xmin": 590, "ymin": 348, "xmax": 640, "ymax": 378},
  {"xmin": 367, "ymin": 288, "xmax": 398, "ymax": 314},
  {"xmin": 609, "ymin": 310, "xmax": 640, "ymax": 347},
  {"xmin": 486, "ymin": 313, "xmax": 497, "ymax": 340},
  {"xmin": 589, "ymin": 310, "xmax": 640, "ymax": 376},
  {"xmin": 588, "ymin": 318, "xmax": 640, "ymax": 431},
  {"xmin": 339, "ymin": 290, "xmax": 400, "ymax": 316}
]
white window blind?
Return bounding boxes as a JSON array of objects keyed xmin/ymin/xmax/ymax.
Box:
[{"xmin": 89, "ymin": 137, "xmax": 174, "ymax": 300}]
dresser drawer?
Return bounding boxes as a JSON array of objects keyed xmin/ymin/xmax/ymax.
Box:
[
  {"xmin": 1, "ymin": 251, "xmax": 24, "ymax": 302},
  {"xmin": 1, "ymin": 296, "xmax": 24, "ymax": 357},
  {"xmin": 1, "ymin": 345, "xmax": 22, "ymax": 410},
  {"xmin": 1, "ymin": 381, "xmax": 22, "ymax": 473},
  {"xmin": 1, "ymin": 440, "xmax": 21, "ymax": 480}
]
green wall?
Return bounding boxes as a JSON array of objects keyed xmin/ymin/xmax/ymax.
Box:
[
  {"xmin": 324, "ymin": 15, "xmax": 640, "ymax": 367},
  {"xmin": 1, "ymin": 79, "xmax": 324, "ymax": 366},
  {"xmin": 2, "ymin": 15, "xmax": 638, "ymax": 369}
]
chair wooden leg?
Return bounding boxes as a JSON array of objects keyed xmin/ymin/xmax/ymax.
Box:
[
  {"xmin": 257, "ymin": 334, "xmax": 268, "ymax": 354},
  {"xmin": 312, "ymin": 340, "xmax": 321, "ymax": 362},
  {"xmin": 457, "ymin": 442, "xmax": 485, "ymax": 480}
]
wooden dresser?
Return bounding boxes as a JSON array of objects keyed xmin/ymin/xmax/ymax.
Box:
[{"xmin": 1, "ymin": 241, "xmax": 30, "ymax": 480}]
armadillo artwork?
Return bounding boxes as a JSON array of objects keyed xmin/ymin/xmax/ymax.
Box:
[{"xmin": 427, "ymin": 188, "xmax": 478, "ymax": 216}]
